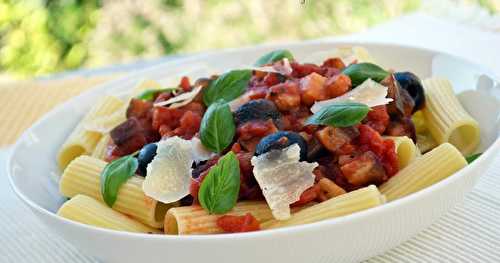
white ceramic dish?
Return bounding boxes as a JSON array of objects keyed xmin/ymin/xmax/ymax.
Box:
[{"xmin": 7, "ymin": 41, "xmax": 500, "ymax": 263}]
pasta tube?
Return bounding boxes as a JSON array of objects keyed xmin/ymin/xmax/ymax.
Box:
[
  {"xmin": 422, "ymin": 78, "xmax": 480, "ymax": 155},
  {"xmin": 91, "ymin": 134, "xmax": 110, "ymax": 160},
  {"xmin": 318, "ymin": 178, "xmax": 346, "ymax": 199},
  {"xmin": 165, "ymin": 202, "xmax": 273, "ymax": 235},
  {"xmin": 379, "ymin": 143, "xmax": 467, "ymax": 201},
  {"xmin": 384, "ymin": 136, "xmax": 420, "ymax": 169},
  {"xmin": 58, "ymin": 195, "xmax": 161, "ymax": 234},
  {"xmin": 60, "ymin": 155, "xmax": 174, "ymax": 228},
  {"xmin": 262, "ymin": 185, "xmax": 384, "ymax": 229},
  {"xmin": 57, "ymin": 96, "xmax": 125, "ymax": 169}
]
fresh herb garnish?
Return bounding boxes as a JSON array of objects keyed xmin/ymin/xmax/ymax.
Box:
[
  {"xmin": 466, "ymin": 153, "xmax": 482, "ymax": 164},
  {"xmin": 135, "ymin": 87, "xmax": 179, "ymax": 101},
  {"xmin": 200, "ymin": 100, "xmax": 236, "ymax": 153},
  {"xmin": 342, "ymin": 62, "xmax": 390, "ymax": 86},
  {"xmin": 305, "ymin": 101, "xmax": 370, "ymax": 127},
  {"xmin": 202, "ymin": 70, "xmax": 252, "ymax": 106},
  {"xmin": 254, "ymin": 49, "xmax": 294, "ymax": 66},
  {"xmin": 100, "ymin": 155, "xmax": 138, "ymax": 207},
  {"xmin": 198, "ymin": 151, "xmax": 240, "ymax": 214}
]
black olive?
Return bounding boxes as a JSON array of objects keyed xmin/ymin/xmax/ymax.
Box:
[
  {"xmin": 255, "ymin": 131, "xmax": 308, "ymax": 161},
  {"xmin": 394, "ymin": 72, "xmax": 425, "ymax": 112},
  {"xmin": 234, "ymin": 99, "xmax": 281, "ymax": 125},
  {"xmin": 179, "ymin": 195, "xmax": 194, "ymax": 206},
  {"xmin": 137, "ymin": 143, "xmax": 158, "ymax": 176}
]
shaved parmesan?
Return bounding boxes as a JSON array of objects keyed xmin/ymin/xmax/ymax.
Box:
[
  {"xmin": 304, "ymin": 46, "xmax": 375, "ymax": 65},
  {"xmin": 311, "ymin": 79, "xmax": 393, "ymax": 113},
  {"xmin": 228, "ymin": 92, "xmax": 252, "ymax": 112},
  {"xmin": 246, "ymin": 58, "xmax": 293, "ymax": 76},
  {"xmin": 190, "ymin": 137, "xmax": 216, "ymax": 163},
  {"xmin": 142, "ymin": 137, "xmax": 193, "ymax": 203},
  {"xmin": 251, "ymin": 144, "xmax": 318, "ymax": 220},
  {"xmin": 154, "ymin": 85, "xmax": 202, "ymax": 108}
]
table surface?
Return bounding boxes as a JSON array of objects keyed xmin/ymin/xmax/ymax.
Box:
[{"xmin": 1, "ymin": 13, "xmax": 499, "ymax": 262}]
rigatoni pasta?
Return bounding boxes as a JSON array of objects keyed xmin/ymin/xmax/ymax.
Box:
[
  {"xmin": 60, "ymin": 155, "xmax": 174, "ymax": 228},
  {"xmin": 54, "ymin": 48, "xmax": 481, "ymax": 235},
  {"xmin": 164, "ymin": 202, "xmax": 273, "ymax": 235},
  {"xmin": 262, "ymin": 185, "xmax": 384, "ymax": 229},
  {"xmin": 57, "ymin": 96, "xmax": 125, "ymax": 169},
  {"xmin": 58, "ymin": 194, "xmax": 161, "ymax": 233},
  {"xmin": 422, "ymin": 78, "xmax": 480, "ymax": 155},
  {"xmin": 384, "ymin": 136, "xmax": 420, "ymax": 169},
  {"xmin": 379, "ymin": 143, "xmax": 467, "ymax": 201},
  {"xmin": 91, "ymin": 134, "xmax": 110, "ymax": 160}
]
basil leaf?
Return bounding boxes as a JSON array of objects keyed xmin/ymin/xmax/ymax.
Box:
[
  {"xmin": 135, "ymin": 87, "xmax": 179, "ymax": 101},
  {"xmin": 466, "ymin": 153, "xmax": 482, "ymax": 164},
  {"xmin": 100, "ymin": 155, "xmax": 138, "ymax": 207},
  {"xmin": 203, "ymin": 69, "xmax": 252, "ymax": 106},
  {"xmin": 200, "ymin": 100, "xmax": 236, "ymax": 153},
  {"xmin": 254, "ymin": 49, "xmax": 294, "ymax": 66},
  {"xmin": 305, "ymin": 101, "xmax": 370, "ymax": 127},
  {"xmin": 342, "ymin": 62, "xmax": 390, "ymax": 86},
  {"xmin": 198, "ymin": 151, "xmax": 240, "ymax": 214}
]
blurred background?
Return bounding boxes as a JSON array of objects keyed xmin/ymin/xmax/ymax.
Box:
[{"xmin": 0, "ymin": 0, "xmax": 499, "ymax": 81}]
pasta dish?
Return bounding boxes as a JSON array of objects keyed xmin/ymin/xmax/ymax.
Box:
[{"xmin": 55, "ymin": 47, "xmax": 480, "ymax": 235}]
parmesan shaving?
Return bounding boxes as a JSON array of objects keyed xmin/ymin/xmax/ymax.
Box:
[
  {"xmin": 190, "ymin": 137, "xmax": 216, "ymax": 163},
  {"xmin": 228, "ymin": 92, "xmax": 252, "ymax": 112},
  {"xmin": 246, "ymin": 58, "xmax": 293, "ymax": 76},
  {"xmin": 251, "ymin": 144, "xmax": 318, "ymax": 220},
  {"xmin": 142, "ymin": 137, "xmax": 193, "ymax": 203},
  {"xmin": 154, "ymin": 85, "xmax": 202, "ymax": 108},
  {"xmin": 311, "ymin": 79, "xmax": 393, "ymax": 113}
]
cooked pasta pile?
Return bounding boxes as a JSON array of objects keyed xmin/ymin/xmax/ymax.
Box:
[{"xmin": 56, "ymin": 47, "xmax": 477, "ymax": 234}]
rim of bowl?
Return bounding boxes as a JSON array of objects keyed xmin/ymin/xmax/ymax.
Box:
[{"xmin": 7, "ymin": 39, "xmax": 500, "ymax": 241}]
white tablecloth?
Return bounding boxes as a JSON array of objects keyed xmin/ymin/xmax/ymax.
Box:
[{"xmin": 1, "ymin": 13, "xmax": 499, "ymax": 262}]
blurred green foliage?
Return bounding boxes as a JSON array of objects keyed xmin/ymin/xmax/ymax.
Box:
[
  {"xmin": 0, "ymin": 0, "xmax": 100, "ymax": 75},
  {"xmin": 0, "ymin": 0, "xmax": 498, "ymax": 77}
]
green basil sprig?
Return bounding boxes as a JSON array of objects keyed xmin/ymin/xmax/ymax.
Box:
[
  {"xmin": 466, "ymin": 153, "xmax": 482, "ymax": 164},
  {"xmin": 342, "ymin": 62, "xmax": 390, "ymax": 86},
  {"xmin": 100, "ymin": 155, "xmax": 138, "ymax": 207},
  {"xmin": 198, "ymin": 151, "xmax": 240, "ymax": 214},
  {"xmin": 203, "ymin": 69, "xmax": 252, "ymax": 106},
  {"xmin": 305, "ymin": 101, "xmax": 370, "ymax": 127},
  {"xmin": 254, "ymin": 49, "xmax": 294, "ymax": 66},
  {"xmin": 200, "ymin": 100, "xmax": 236, "ymax": 153},
  {"xmin": 135, "ymin": 87, "xmax": 179, "ymax": 101}
]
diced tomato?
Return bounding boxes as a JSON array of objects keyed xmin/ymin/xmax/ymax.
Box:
[
  {"xmin": 179, "ymin": 76, "xmax": 191, "ymax": 92},
  {"xmin": 358, "ymin": 124, "xmax": 399, "ymax": 177},
  {"xmin": 152, "ymin": 107, "xmax": 184, "ymax": 130},
  {"xmin": 291, "ymin": 62, "xmax": 324, "ymax": 78},
  {"xmin": 382, "ymin": 139, "xmax": 398, "ymax": 177},
  {"xmin": 363, "ymin": 105, "xmax": 390, "ymax": 134},
  {"xmin": 292, "ymin": 184, "xmax": 320, "ymax": 206},
  {"xmin": 358, "ymin": 124, "xmax": 385, "ymax": 156},
  {"xmin": 126, "ymin": 99, "xmax": 153, "ymax": 119},
  {"xmin": 216, "ymin": 213, "xmax": 260, "ymax": 233},
  {"xmin": 266, "ymin": 81, "xmax": 301, "ymax": 111},
  {"xmin": 322, "ymin": 57, "xmax": 345, "ymax": 70},
  {"xmin": 263, "ymin": 73, "xmax": 283, "ymax": 86},
  {"xmin": 172, "ymin": 111, "xmax": 202, "ymax": 139},
  {"xmin": 324, "ymin": 74, "xmax": 351, "ymax": 98},
  {"xmin": 231, "ymin": 143, "xmax": 242, "ymax": 153},
  {"xmin": 299, "ymin": 72, "xmax": 327, "ymax": 106}
]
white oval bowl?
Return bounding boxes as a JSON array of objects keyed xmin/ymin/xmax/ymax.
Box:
[{"xmin": 7, "ymin": 41, "xmax": 500, "ymax": 263}]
